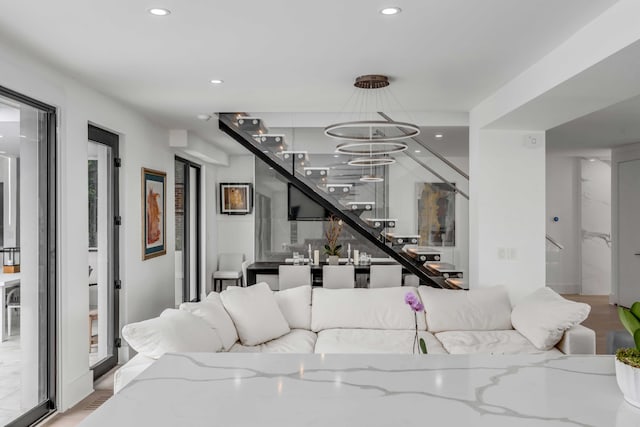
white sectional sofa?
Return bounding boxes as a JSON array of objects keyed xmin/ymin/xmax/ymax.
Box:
[{"xmin": 114, "ymin": 283, "xmax": 595, "ymax": 393}]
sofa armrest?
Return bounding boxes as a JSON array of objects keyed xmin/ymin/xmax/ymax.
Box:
[{"xmin": 555, "ymin": 325, "xmax": 596, "ymax": 354}]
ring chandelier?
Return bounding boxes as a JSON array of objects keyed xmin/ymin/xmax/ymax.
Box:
[
  {"xmin": 347, "ymin": 156, "xmax": 396, "ymax": 167},
  {"xmin": 335, "ymin": 141, "xmax": 408, "ymax": 155}
]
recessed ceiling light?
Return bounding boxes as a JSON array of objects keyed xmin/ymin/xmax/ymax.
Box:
[
  {"xmin": 209, "ymin": 79, "xmax": 224, "ymax": 85},
  {"xmin": 380, "ymin": 7, "xmax": 401, "ymax": 15},
  {"xmin": 196, "ymin": 114, "xmax": 212, "ymax": 121},
  {"xmin": 434, "ymin": 133, "xmax": 444, "ymax": 139},
  {"xmin": 19, "ymin": 135, "xmax": 26, "ymax": 138},
  {"xmin": 588, "ymin": 158, "xmax": 597, "ymax": 162},
  {"xmin": 333, "ymin": 154, "xmax": 340, "ymax": 158},
  {"xmin": 0, "ymin": 135, "xmax": 3, "ymax": 138},
  {"xmin": 414, "ymin": 150, "xmax": 421, "ymax": 153},
  {"xmin": 149, "ymin": 8, "xmax": 171, "ymax": 16}
]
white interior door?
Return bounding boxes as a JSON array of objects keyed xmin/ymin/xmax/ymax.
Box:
[{"xmin": 618, "ymin": 158, "xmax": 640, "ymax": 307}]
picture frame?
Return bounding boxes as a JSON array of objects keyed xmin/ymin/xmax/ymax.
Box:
[
  {"xmin": 142, "ymin": 168, "xmax": 167, "ymax": 260},
  {"xmin": 220, "ymin": 182, "xmax": 253, "ymax": 215},
  {"xmin": 417, "ymin": 182, "xmax": 456, "ymax": 247}
]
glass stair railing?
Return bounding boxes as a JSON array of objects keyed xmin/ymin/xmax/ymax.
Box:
[{"xmin": 219, "ymin": 112, "xmax": 470, "ymax": 289}]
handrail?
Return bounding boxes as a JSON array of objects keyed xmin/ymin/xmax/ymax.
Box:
[
  {"xmin": 218, "ymin": 114, "xmax": 443, "ymax": 287},
  {"xmin": 545, "ymin": 234, "xmax": 564, "ymax": 250},
  {"xmin": 378, "ymin": 112, "xmax": 470, "ymax": 180}
]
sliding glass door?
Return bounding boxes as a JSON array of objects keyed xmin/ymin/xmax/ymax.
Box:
[
  {"xmin": 174, "ymin": 157, "xmax": 201, "ymax": 303},
  {"xmin": 87, "ymin": 125, "xmax": 119, "ymax": 379},
  {"xmin": 0, "ymin": 86, "xmax": 56, "ymax": 427}
]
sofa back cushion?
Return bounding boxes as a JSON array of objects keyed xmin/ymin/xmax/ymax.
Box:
[
  {"xmin": 311, "ymin": 287, "xmax": 427, "ymax": 332},
  {"xmin": 122, "ymin": 309, "xmax": 223, "ymax": 359},
  {"xmin": 274, "ymin": 285, "xmax": 312, "ymax": 330},
  {"xmin": 418, "ymin": 285, "xmax": 512, "ymax": 332},
  {"xmin": 221, "ymin": 282, "xmax": 291, "ymax": 346},
  {"xmin": 511, "ymin": 287, "xmax": 590, "ymax": 350},
  {"xmin": 180, "ymin": 293, "xmax": 238, "ymax": 351}
]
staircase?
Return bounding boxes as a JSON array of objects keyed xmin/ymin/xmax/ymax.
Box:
[{"xmin": 219, "ymin": 113, "xmax": 470, "ymax": 289}]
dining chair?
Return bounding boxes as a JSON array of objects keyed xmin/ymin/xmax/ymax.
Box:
[
  {"xmin": 213, "ymin": 253, "xmax": 245, "ymax": 292},
  {"xmin": 241, "ymin": 260, "xmax": 251, "ymax": 287},
  {"xmin": 369, "ymin": 264, "xmax": 402, "ymax": 288},
  {"xmin": 6, "ymin": 287, "xmax": 20, "ymax": 337},
  {"xmin": 278, "ymin": 265, "xmax": 311, "ymax": 290},
  {"xmin": 322, "ymin": 265, "xmax": 355, "ymax": 289}
]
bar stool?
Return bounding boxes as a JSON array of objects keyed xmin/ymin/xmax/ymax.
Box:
[{"xmin": 89, "ymin": 308, "xmax": 98, "ymax": 350}]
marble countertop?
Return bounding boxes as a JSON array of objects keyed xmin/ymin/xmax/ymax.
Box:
[{"xmin": 82, "ymin": 353, "xmax": 640, "ymax": 427}]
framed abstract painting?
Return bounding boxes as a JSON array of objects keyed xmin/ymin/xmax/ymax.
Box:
[
  {"xmin": 220, "ymin": 183, "xmax": 253, "ymax": 214},
  {"xmin": 417, "ymin": 182, "xmax": 456, "ymax": 247},
  {"xmin": 142, "ymin": 168, "xmax": 167, "ymax": 260}
]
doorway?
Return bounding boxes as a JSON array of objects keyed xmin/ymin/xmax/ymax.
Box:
[
  {"xmin": 175, "ymin": 157, "xmax": 201, "ymax": 303},
  {"xmin": 0, "ymin": 85, "xmax": 56, "ymax": 427},
  {"xmin": 87, "ymin": 125, "xmax": 120, "ymax": 379}
]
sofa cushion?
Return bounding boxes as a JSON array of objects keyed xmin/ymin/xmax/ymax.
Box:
[
  {"xmin": 274, "ymin": 285, "xmax": 312, "ymax": 330},
  {"xmin": 121, "ymin": 309, "xmax": 223, "ymax": 359},
  {"xmin": 311, "ymin": 287, "xmax": 427, "ymax": 332},
  {"xmin": 314, "ymin": 329, "xmax": 447, "ymax": 354},
  {"xmin": 181, "ymin": 294, "xmax": 238, "ymax": 351},
  {"xmin": 221, "ymin": 282, "xmax": 291, "ymax": 346},
  {"xmin": 229, "ymin": 329, "xmax": 317, "ymax": 353},
  {"xmin": 435, "ymin": 330, "xmax": 562, "ymax": 355},
  {"xmin": 418, "ymin": 285, "xmax": 512, "ymax": 332},
  {"xmin": 511, "ymin": 287, "xmax": 591, "ymax": 350}
]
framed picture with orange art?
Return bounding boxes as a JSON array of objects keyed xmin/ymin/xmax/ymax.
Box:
[
  {"xmin": 220, "ymin": 183, "xmax": 253, "ymax": 214},
  {"xmin": 142, "ymin": 167, "xmax": 167, "ymax": 260}
]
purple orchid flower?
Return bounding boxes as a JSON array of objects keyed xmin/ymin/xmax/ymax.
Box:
[{"xmin": 404, "ymin": 292, "xmax": 424, "ymax": 312}]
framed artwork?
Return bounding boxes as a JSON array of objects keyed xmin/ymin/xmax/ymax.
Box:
[
  {"xmin": 220, "ymin": 183, "xmax": 253, "ymax": 214},
  {"xmin": 417, "ymin": 182, "xmax": 456, "ymax": 247},
  {"xmin": 142, "ymin": 168, "xmax": 167, "ymax": 260}
]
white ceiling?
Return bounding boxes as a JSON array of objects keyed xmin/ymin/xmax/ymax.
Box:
[
  {"xmin": 547, "ymin": 93, "xmax": 640, "ymax": 152},
  {"xmin": 0, "ymin": 0, "xmax": 618, "ymax": 150}
]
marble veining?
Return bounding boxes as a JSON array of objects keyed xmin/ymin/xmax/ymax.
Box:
[{"xmin": 80, "ymin": 353, "xmax": 640, "ymax": 426}]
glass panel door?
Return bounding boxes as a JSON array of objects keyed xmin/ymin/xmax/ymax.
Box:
[
  {"xmin": 87, "ymin": 125, "xmax": 119, "ymax": 379},
  {"xmin": 174, "ymin": 157, "xmax": 201, "ymax": 303},
  {"xmin": 0, "ymin": 87, "xmax": 56, "ymax": 427}
]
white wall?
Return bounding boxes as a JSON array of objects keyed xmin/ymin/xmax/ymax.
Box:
[
  {"xmin": 0, "ymin": 39, "xmax": 175, "ymax": 411},
  {"xmin": 469, "ymin": 128, "xmax": 546, "ymax": 303},
  {"xmin": 545, "ymin": 156, "xmax": 581, "ymax": 294},
  {"xmin": 580, "ymin": 158, "xmax": 611, "ymax": 295},
  {"xmin": 215, "ymin": 155, "xmax": 255, "ymax": 286}
]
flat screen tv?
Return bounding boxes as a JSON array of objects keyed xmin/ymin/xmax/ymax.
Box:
[{"xmin": 287, "ymin": 183, "xmax": 330, "ymax": 221}]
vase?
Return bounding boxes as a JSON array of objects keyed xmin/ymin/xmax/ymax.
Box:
[
  {"xmin": 616, "ymin": 358, "xmax": 640, "ymax": 408},
  {"xmin": 328, "ymin": 255, "xmax": 339, "ymax": 265}
]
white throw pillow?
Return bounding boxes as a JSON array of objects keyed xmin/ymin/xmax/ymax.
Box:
[
  {"xmin": 180, "ymin": 295, "xmax": 239, "ymax": 351},
  {"xmin": 274, "ymin": 285, "xmax": 312, "ymax": 330},
  {"xmin": 511, "ymin": 287, "xmax": 590, "ymax": 350},
  {"xmin": 418, "ymin": 285, "xmax": 513, "ymax": 332},
  {"xmin": 121, "ymin": 309, "xmax": 223, "ymax": 359},
  {"xmin": 220, "ymin": 282, "xmax": 291, "ymax": 346}
]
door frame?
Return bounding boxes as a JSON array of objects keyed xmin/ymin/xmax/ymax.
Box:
[
  {"xmin": 175, "ymin": 156, "xmax": 202, "ymax": 302},
  {"xmin": 87, "ymin": 124, "xmax": 120, "ymax": 379},
  {"xmin": 611, "ymin": 142, "xmax": 640, "ymax": 306},
  {"xmin": 0, "ymin": 85, "xmax": 57, "ymax": 427}
]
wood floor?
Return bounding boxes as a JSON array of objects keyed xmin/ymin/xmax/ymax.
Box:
[{"xmin": 563, "ymin": 294, "xmax": 622, "ymax": 354}]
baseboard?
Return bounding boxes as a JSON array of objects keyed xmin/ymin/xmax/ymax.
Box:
[
  {"xmin": 547, "ymin": 283, "xmax": 580, "ymax": 295},
  {"xmin": 59, "ymin": 370, "xmax": 93, "ymax": 412}
]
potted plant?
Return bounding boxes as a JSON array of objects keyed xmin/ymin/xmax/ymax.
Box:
[
  {"xmin": 324, "ymin": 214, "xmax": 343, "ymax": 265},
  {"xmin": 616, "ymin": 303, "xmax": 640, "ymax": 407}
]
